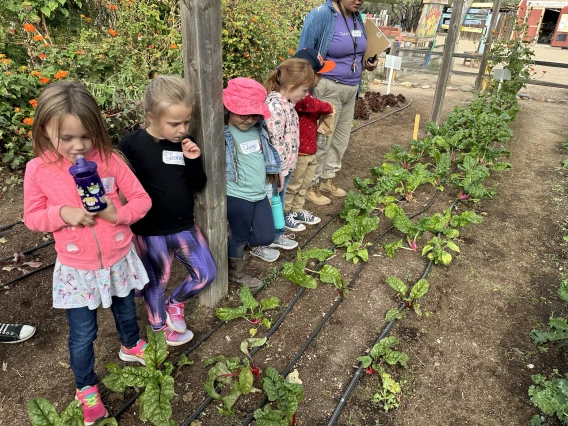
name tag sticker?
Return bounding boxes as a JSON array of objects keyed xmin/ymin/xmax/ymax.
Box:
[
  {"xmin": 163, "ymin": 150, "xmax": 185, "ymax": 165},
  {"xmin": 100, "ymin": 177, "xmax": 115, "ymax": 193},
  {"xmin": 240, "ymin": 139, "xmax": 260, "ymax": 155},
  {"xmin": 351, "ymin": 29, "xmax": 362, "ymax": 38}
]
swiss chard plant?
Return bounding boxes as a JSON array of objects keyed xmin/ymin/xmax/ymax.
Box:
[
  {"xmin": 281, "ymin": 247, "xmax": 347, "ymax": 294},
  {"xmin": 102, "ymin": 326, "xmax": 193, "ymax": 426},
  {"xmin": 204, "ymin": 338, "xmax": 266, "ymax": 416},
  {"xmin": 253, "ymin": 367, "xmax": 305, "ymax": 426},
  {"xmin": 28, "ymin": 398, "xmax": 118, "ymax": 426},
  {"xmin": 357, "ymin": 336, "xmax": 408, "ymax": 412},
  {"xmin": 530, "ymin": 317, "xmax": 568, "ymax": 348},
  {"xmin": 216, "ymin": 285, "xmax": 280, "ymax": 331},
  {"xmin": 332, "ymin": 209, "xmax": 379, "ymax": 264},
  {"xmin": 384, "ymin": 276, "xmax": 429, "ymax": 322},
  {"xmin": 422, "ymin": 236, "xmax": 460, "ymax": 265},
  {"xmin": 529, "ymin": 370, "xmax": 568, "ymax": 425},
  {"xmin": 394, "ymin": 163, "xmax": 436, "ymax": 202}
]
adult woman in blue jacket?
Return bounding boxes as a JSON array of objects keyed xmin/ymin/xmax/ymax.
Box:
[{"xmin": 298, "ymin": 0, "xmax": 377, "ymax": 206}]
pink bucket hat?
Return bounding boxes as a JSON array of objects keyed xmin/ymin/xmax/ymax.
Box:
[{"xmin": 223, "ymin": 77, "xmax": 271, "ymax": 119}]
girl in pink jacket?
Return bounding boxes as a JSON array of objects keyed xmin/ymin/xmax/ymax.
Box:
[{"xmin": 23, "ymin": 81, "xmax": 152, "ymax": 425}]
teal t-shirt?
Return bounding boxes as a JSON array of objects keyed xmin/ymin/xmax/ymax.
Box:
[{"xmin": 226, "ymin": 126, "xmax": 267, "ymax": 202}]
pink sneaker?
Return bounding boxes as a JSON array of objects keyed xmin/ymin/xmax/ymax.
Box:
[
  {"xmin": 75, "ymin": 384, "xmax": 108, "ymax": 425},
  {"xmin": 156, "ymin": 325, "xmax": 194, "ymax": 346},
  {"xmin": 166, "ymin": 301, "xmax": 187, "ymax": 333},
  {"xmin": 119, "ymin": 339, "xmax": 147, "ymax": 366}
]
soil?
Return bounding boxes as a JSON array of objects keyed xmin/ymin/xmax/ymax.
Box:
[{"xmin": 2, "ymin": 84, "xmax": 568, "ymax": 426}]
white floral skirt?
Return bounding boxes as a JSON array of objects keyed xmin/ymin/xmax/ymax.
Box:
[{"xmin": 52, "ymin": 244, "xmax": 149, "ymax": 310}]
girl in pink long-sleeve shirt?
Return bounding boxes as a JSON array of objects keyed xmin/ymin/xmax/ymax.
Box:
[{"xmin": 23, "ymin": 81, "xmax": 151, "ymax": 425}]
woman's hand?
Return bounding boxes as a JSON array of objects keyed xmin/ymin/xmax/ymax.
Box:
[
  {"xmin": 277, "ymin": 174, "xmax": 285, "ymax": 192},
  {"xmin": 60, "ymin": 206, "xmax": 97, "ymax": 227},
  {"xmin": 96, "ymin": 196, "xmax": 119, "ymax": 224},
  {"xmin": 365, "ymin": 57, "xmax": 378, "ymax": 71},
  {"xmin": 182, "ymin": 138, "xmax": 201, "ymax": 159}
]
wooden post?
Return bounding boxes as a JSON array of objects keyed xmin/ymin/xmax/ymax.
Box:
[
  {"xmin": 180, "ymin": 0, "xmax": 228, "ymax": 307},
  {"xmin": 475, "ymin": 0, "xmax": 503, "ymax": 91},
  {"xmin": 430, "ymin": 0, "xmax": 465, "ymax": 125}
]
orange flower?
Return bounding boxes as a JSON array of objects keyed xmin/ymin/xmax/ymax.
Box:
[
  {"xmin": 75, "ymin": 50, "xmax": 84, "ymax": 55},
  {"xmin": 86, "ymin": 17, "xmax": 92, "ymax": 23},
  {"xmin": 9, "ymin": 29, "xmax": 15, "ymax": 34},
  {"xmin": 278, "ymin": 56, "xmax": 284, "ymax": 61},
  {"xmin": 29, "ymin": 99, "xmax": 38, "ymax": 108},
  {"xmin": 14, "ymin": 107, "xmax": 21, "ymax": 112},
  {"xmin": 252, "ymin": 17, "xmax": 257, "ymax": 22},
  {"xmin": 38, "ymin": 53, "xmax": 46, "ymax": 59},
  {"xmin": 23, "ymin": 23, "xmax": 36, "ymax": 33},
  {"xmin": 54, "ymin": 70, "xmax": 68, "ymax": 80},
  {"xmin": 33, "ymin": 34, "xmax": 44, "ymax": 41},
  {"xmin": 28, "ymin": 130, "xmax": 32, "ymax": 138},
  {"xmin": 39, "ymin": 77, "xmax": 50, "ymax": 84},
  {"xmin": 148, "ymin": 44, "xmax": 154, "ymax": 49},
  {"xmin": 4, "ymin": 71, "xmax": 12, "ymax": 75},
  {"xmin": 108, "ymin": 29, "xmax": 118, "ymax": 37},
  {"xmin": 22, "ymin": 117, "xmax": 34, "ymax": 126},
  {"xmin": 170, "ymin": 43, "xmax": 177, "ymax": 49},
  {"xmin": 289, "ymin": 48, "xmax": 295, "ymax": 55},
  {"xmin": 109, "ymin": 4, "xmax": 118, "ymax": 10},
  {"xmin": 44, "ymin": 43, "xmax": 50, "ymax": 47},
  {"xmin": 31, "ymin": 70, "xmax": 42, "ymax": 76}
]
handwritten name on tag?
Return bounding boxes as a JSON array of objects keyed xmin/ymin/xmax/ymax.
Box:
[
  {"xmin": 163, "ymin": 150, "xmax": 185, "ymax": 165},
  {"xmin": 240, "ymin": 139, "xmax": 260, "ymax": 155}
]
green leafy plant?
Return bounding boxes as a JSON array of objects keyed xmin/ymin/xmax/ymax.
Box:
[
  {"xmin": 102, "ymin": 326, "xmax": 193, "ymax": 426},
  {"xmin": 253, "ymin": 367, "xmax": 304, "ymax": 426},
  {"xmin": 204, "ymin": 337, "xmax": 266, "ymax": 415},
  {"xmin": 216, "ymin": 285, "xmax": 280, "ymax": 330},
  {"xmin": 28, "ymin": 398, "xmax": 118, "ymax": 426},
  {"xmin": 529, "ymin": 370, "xmax": 568, "ymax": 425},
  {"xmin": 281, "ymin": 247, "xmax": 347, "ymax": 294},
  {"xmin": 384, "ymin": 276, "xmax": 429, "ymax": 321},
  {"xmin": 332, "ymin": 209, "xmax": 379, "ymax": 264},
  {"xmin": 422, "ymin": 236, "xmax": 460, "ymax": 265},
  {"xmin": 530, "ymin": 317, "xmax": 568, "ymax": 347},
  {"xmin": 357, "ymin": 336, "xmax": 408, "ymax": 412}
]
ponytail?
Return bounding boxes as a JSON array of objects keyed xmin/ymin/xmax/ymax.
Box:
[{"xmin": 264, "ymin": 59, "xmax": 315, "ymax": 93}]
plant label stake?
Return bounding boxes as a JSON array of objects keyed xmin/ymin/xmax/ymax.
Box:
[
  {"xmin": 413, "ymin": 114, "xmax": 420, "ymax": 140},
  {"xmin": 385, "ymin": 54, "xmax": 401, "ymax": 95},
  {"xmin": 493, "ymin": 68, "xmax": 511, "ymax": 92}
]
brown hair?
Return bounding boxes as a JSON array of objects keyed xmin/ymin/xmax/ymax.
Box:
[
  {"xmin": 263, "ymin": 58, "xmax": 315, "ymax": 93},
  {"xmin": 31, "ymin": 81, "xmax": 113, "ymax": 162},
  {"xmin": 143, "ymin": 75, "xmax": 194, "ymax": 125}
]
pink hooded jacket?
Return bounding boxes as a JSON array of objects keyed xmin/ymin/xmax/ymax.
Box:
[{"xmin": 24, "ymin": 150, "xmax": 151, "ymax": 270}]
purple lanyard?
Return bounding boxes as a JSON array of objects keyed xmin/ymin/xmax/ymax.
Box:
[{"xmin": 337, "ymin": 2, "xmax": 358, "ymax": 74}]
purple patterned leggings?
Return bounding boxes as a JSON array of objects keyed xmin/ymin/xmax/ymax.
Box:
[{"xmin": 133, "ymin": 226, "xmax": 217, "ymax": 330}]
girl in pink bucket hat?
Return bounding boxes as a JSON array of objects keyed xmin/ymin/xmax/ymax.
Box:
[{"xmin": 224, "ymin": 78, "xmax": 282, "ymax": 288}]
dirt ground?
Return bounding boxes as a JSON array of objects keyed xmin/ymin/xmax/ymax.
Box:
[{"xmin": 1, "ymin": 82, "xmax": 568, "ymax": 426}]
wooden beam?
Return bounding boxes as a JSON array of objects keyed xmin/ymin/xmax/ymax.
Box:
[
  {"xmin": 180, "ymin": 0, "xmax": 228, "ymax": 308},
  {"xmin": 431, "ymin": 0, "xmax": 465, "ymax": 124},
  {"xmin": 475, "ymin": 0, "xmax": 502, "ymax": 90}
]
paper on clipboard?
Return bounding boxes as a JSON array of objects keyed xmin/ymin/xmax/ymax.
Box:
[{"xmin": 364, "ymin": 19, "xmax": 390, "ymax": 59}]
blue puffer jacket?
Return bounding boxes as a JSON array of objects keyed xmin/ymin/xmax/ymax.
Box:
[
  {"xmin": 225, "ymin": 121, "xmax": 281, "ymax": 183},
  {"xmin": 298, "ymin": 0, "xmax": 367, "ymax": 69}
]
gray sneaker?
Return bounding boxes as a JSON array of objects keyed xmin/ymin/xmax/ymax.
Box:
[
  {"xmin": 250, "ymin": 246, "xmax": 280, "ymax": 262},
  {"xmin": 270, "ymin": 234, "xmax": 298, "ymax": 250}
]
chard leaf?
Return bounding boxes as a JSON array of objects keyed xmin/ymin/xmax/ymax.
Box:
[
  {"xmin": 446, "ymin": 241, "xmax": 460, "ymax": 252},
  {"xmin": 332, "ymin": 224, "xmax": 353, "ymax": 245},
  {"xmin": 240, "ymin": 337, "xmax": 267, "ymax": 355},
  {"xmin": 103, "ymin": 364, "xmax": 157, "ymax": 391},
  {"xmin": 357, "ymin": 249, "xmax": 369, "ymax": 262},
  {"xmin": 422, "ymin": 244, "xmax": 432, "ymax": 255},
  {"xmin": 262, "ymin": 318, "xmax": 271, "ymax": 329},
  {"xmin": 357, "ymin": 355, "xmax": 372, "ymax": 368},
  {"xmin": 409, "ymin": 279, "xmax": 429, "ymax": 300},
  {"xmin": 262, "ymin": 367, "xmax": 280, "ymax": 401},
  {"xmin": 145, "ymin": 326, "xmax": 168, "ymax": 370},
  {"xmin": 441, "ymin": 252, "xmax": 452, "ymax": 265},
  {"xmin": 239, "ymin": 366, "xmax": 254, "ymax": 394},
  {"xmin": 383, "ymin": 350, "xmax": 409, "ymax": 368},
  {"xmin": 384, "ymin": 239, "xmax": 403, "ymax": 258},
  {"xmin": 373, "ymin": 337, "xmax": 399, "ymax": 358},
  {"xmin": 220, "ymin": 382, "xmax": 241, "ymax": 415},
  {"xmin": 216, "ymin": 305, "xmax": 248, "ymax": 321},
  {"xmin": 318, "ymin": 264, "xmax": 343, "ymax": 287},
  {"xmin": 254, "ymin": 406, "xmax": 289, "ymax": 425},
  {"xmin": 299, "ymin": 247, "xmax": 334, "ymax": 262},
  {"xmin": 260, "ymin": 296, "xmax": 280, "ymax": 312},
  {"xmin": 177, "ymin": 354, "xmax": 194, "ymax": 369},
  {"xmin": 98, "ymin": 419, "xmax": 119, "ymax": 426},
  {"xmin": 385, "ymin": 307, "xmax": 403, "ymax": 322},
  {"xmin": 491, "ymin": 161, "xmax": 511, "ymax": 171},
  {"xmin": 205, "ymin": 362, "xmax": 233, "ymax": 399},
  {"xmin": 386, "ymin": 276, "xmax": 407, "ymax": 297},
  {"xmin": 560, "ymin": 280, "xmax": 568, "ymax": 303},
  {"xmin": 413, "ymin": 303, "xmax": 422, "ymax": 316},
  {"xmin": 549, "ymin": 317, "xmax": 568, "ymax": 332},
  {"xmin": 239, "ymin": 285, "xmax": 260, "ymax": 310},
  {"xmin": 139, "ymin": 376, "xmax": 175, "ymax": 426},
  {"xmin": 58, "ymin": 400, "xmax": 84, "ymax": 426},
  {"xmin": 282, "ymin": 261, "xmax": 317, "ymax": 288},
  {"xmin": 28, "ymin": 398, "xmax": 61, "ymax": 426}
]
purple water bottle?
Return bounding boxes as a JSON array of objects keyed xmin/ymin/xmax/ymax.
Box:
[{"xmin": 69, "ymin": 154, "xmax": 108, "ymax": 212}]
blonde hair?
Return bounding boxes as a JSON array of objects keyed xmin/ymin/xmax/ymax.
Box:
[
  {"xmin": 31, "ymin": 81, "xmax": 113, "ymax": 162},
  {"xmin": 264, "ymin": 58, "xmax": 315, "ymax": 93},
  {"xmin": 143, "ymin": 75, "xmax": 194, "ymax": 123}
]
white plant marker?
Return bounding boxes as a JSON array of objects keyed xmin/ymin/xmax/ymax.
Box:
[{"xmin": 385, "ymin": 54, "xmax": 402, "ymax": 95}]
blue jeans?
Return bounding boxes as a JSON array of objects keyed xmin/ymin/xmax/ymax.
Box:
[
  {"xmin": 66, "ymin": 290, "xmax": 140, "ymax": 389},
  {"xmin": 227, "ymin": 196, "xmax": 275, "ymax": 258},
  {"xmin": 272, "ymin": 173, "xmax": 292, "ymax": 238}
]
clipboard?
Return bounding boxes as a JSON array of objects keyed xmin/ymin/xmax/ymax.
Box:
[{"xmin": 364, "ymin": 19, "xmax": 390, "ymax": 59}]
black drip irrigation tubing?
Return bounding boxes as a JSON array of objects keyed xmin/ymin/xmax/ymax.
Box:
[
  {"xmin": 0, "ymin": 220, "xmax": 22, "ymax": 232},
  {"xmin": 350, "ymin": 100, "xmax": 412, "ymax": 134},
  {"xmin": 0, "ymin": 239, "xmax": 54, "ymax": 264},
  {"xmin": 0, "ymin": 262, "xmax": 56, "ymax": 288}
]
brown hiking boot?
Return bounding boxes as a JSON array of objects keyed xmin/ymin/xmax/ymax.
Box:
[
  {"xmin": 319, "ymin": 179, "xmax": 346, "ymax": 197},
  {"xmin": 306, "ymin": 187, "xmax": 331, "ymax": 205},
  {"xmin": 228, "ymin": 257, "xmax": 263, "ymax": 289}
]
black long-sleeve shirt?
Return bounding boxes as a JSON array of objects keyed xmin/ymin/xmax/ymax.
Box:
[{"xmin": 118, "ymin": 129, "xmax": 207, "ymax": 236}]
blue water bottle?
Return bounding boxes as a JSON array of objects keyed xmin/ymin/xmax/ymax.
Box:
[
  {"xmin": 69, "ymin": 154, "xmax": 108, "ymax": 212},
  {"xmin": 271, "ymin": 195, "xmax": 285, "ymax": 230}
]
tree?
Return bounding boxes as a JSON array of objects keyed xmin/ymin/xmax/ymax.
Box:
[{"xmin": 388, "ymin": 0, "xmax": 423, "ymax": 32}]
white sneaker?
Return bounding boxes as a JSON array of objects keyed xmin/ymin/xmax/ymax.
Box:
[
  {"xmin": 270, "ymin": 234, "xmax": 298, "ymax": 250},
  {"xmin": 250, "ymin": 246, "xmax": 280, "ymax": 262}
]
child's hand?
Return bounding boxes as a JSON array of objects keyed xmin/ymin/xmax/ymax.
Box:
[
  {"xmin": 60, "ymin": 206, "xmax": 97, "ymax": 227},
  {"xmin": 277, "ymin": 174, "xmax": 285, "ymax": 192},
  {"xmin": 96, "ymin": 196, "xmax": 119, "ymax": 224},
  {"xmin": 181, "ymin": 139, "xmax": 201, "ymax": 159}
]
